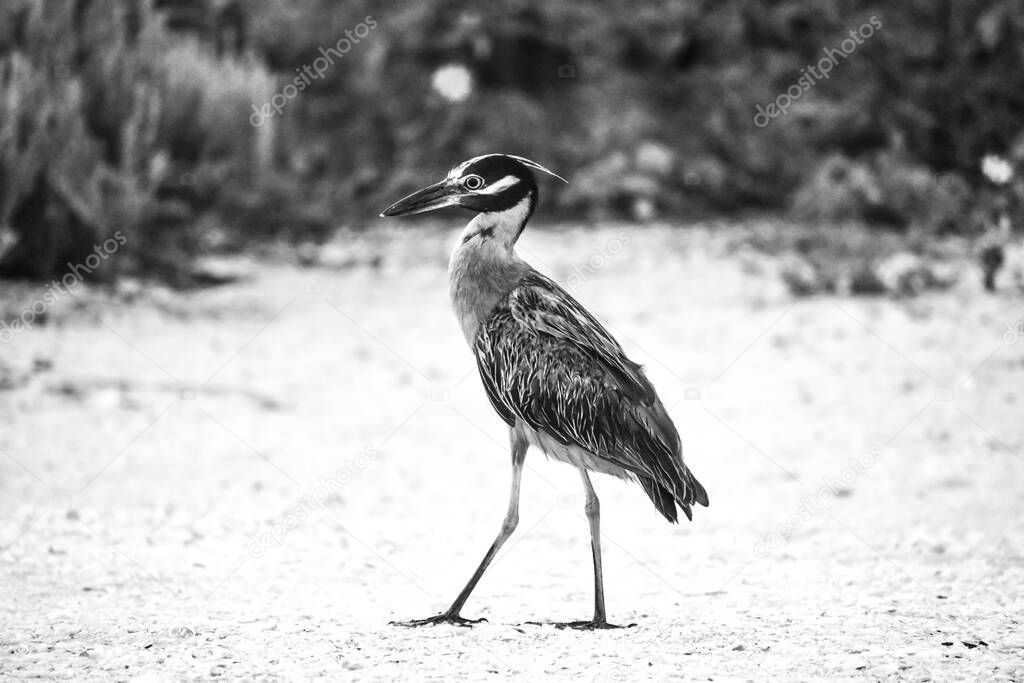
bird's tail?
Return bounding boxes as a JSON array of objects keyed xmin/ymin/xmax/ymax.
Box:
[{"xmin": 640, "ymin": 467, "xmax": 709, "ymax": 524}]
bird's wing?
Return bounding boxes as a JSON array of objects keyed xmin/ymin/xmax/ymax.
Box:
[
  {"xmin": 507, "ymin": 274, "xmax": 660, "ymax": 407},
  {"xmin": 474, "ymin": 272, "xmax": 696, "ymax": 502}
]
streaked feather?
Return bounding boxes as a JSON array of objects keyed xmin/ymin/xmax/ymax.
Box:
[{"xmin": 474, "ymin": 271, "xmax": 708, "ymax": 522}]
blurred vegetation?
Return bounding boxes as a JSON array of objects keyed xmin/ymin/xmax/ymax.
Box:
[{"xmin": 1, "ymin": 0, "xmax": 1024, "ymax": 287}]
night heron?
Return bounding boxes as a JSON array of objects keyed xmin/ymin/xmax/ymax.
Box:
[{"xmin": 381, "ymin": 154, "xmax": 708, "ymax": 629}]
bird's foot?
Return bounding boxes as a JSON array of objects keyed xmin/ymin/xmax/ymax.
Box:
[
  {"xmin": 555, "ymin": 619, "xmax": 634, "ymax": 630},
  {"xmin": 390, "ymin": 612, "xmax": 487, "ymax": 628},
  {"xmin": 525, "ymin": 619, "xmax": 635, "ymax": 630}
]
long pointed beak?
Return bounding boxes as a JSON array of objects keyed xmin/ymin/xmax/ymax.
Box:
[{"xmin": 379, "ymin": 180, "xmax": 461, "ymax": 217}]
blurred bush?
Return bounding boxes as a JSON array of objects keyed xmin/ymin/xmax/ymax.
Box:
[
  {"xmin": 2, "ymin": 0, "xmax": 1024, "ymax": 285},
  {"xmin": 791, "ymin": 150, "xmax": 972, "ymax": 232},
  {"xmin": 0, "ymin": 0, "xmax": 273, "ymax": 283}
]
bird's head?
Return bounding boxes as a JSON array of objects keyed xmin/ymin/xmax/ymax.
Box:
[{"xmin": 379, "ymin": 154, "xmax": 566, "ymax": 218}]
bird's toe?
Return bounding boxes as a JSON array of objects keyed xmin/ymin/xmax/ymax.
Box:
[
  {"xmin": 390, "ymin": 613, "xmax": 488, "ymax": 628},
  {"xmin": 525, "ymin": 619, "xmax": 636, "ymax": 630},
  {"xmin": 560, "ymin": 620, "xmax": 635, "ymax": 630}
]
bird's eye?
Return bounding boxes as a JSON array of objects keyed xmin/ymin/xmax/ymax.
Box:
[{"xmin": 462, "ymin": 174, "xmax": 485, "ymax": 190}]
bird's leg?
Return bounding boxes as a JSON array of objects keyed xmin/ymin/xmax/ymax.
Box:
[
  {"xmin": 391, "ymin": 430, "xmax": 526, "ymax": 627},
  {"xmin": 552, "ymin": 470, "xmax": 634, "ymax": 630}
]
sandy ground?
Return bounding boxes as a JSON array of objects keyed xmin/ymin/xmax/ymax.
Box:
[{"xmin": 1, "ymin": 222, "xmax": 1023, "ymax": 681}]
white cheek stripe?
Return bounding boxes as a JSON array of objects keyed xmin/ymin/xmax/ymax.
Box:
[{"xmin": 475, "ymin": 174, "xmax": 520, "ymax": 195}]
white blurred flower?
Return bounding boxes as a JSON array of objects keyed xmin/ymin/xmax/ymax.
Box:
[
  {"xmin": 431, "ymin": 63, "xmax": 473, "ymax": 102},
  {"xmin": 981, "ymin": 154, "xmax": 1013, "ymax": 185}
]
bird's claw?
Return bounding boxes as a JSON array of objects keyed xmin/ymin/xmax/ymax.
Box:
[{"xmin": 390, "ymin": 612, "xmax": 488, "ymax": 628}]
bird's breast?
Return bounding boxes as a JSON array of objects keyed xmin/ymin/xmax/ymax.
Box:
[{"xmin": 448, "ymin": 240, "xmax": 529, "ymax": 346}]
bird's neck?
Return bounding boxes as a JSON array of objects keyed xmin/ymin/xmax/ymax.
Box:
[{"xmin": 448, "ymin": 195, "xmax": 535, "ymax": 345}]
